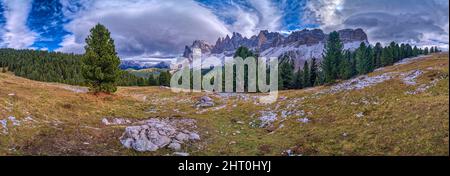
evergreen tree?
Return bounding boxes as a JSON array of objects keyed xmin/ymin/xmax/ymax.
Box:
[
  {"xmin": 1, "ymin": 67, "xmax": 6, "ymax": 73},
  {"xmin": 424, "ymin": 47, "xmax": 429, "ymax": 55},
  {"xmin": 366, "ymin": 45, "xmax": 374, "ymax": 72},
  {"xmin": 279, "ymin": 58, "xmax": 295, "ymax": 90},
  {"xmin": 293, "ymin": 70, "xmax": 303, "ymax": 89},
  {"xmin": 137, "ymin": 77, "xmax": 146, "ymax": 86},
  {"xmin": 381, "ymin": 46, "xmax": 393, "ymax": 66},
  {"xmin": 430, "ymin": 47, "xmax": 434, "ymax": 53},
  {"xmin": 355, "ymin": 42, "xmax": 369, "ymax": 75},
  {"xmin": 406, "ymin": 44, "xmax": 413, "ymax": 57},
  {"xmin": 373, "ymin": 42, "xmax": 383, "ymax": 68},
  {"xmin": 435, "ymin": 46, "xmax": 439, "ymax": 53},
  {"xmin": 321, "ymin": 31, "xmax": 343, "ymax": 83},
  {"xmin": 302, "ymin": 61, "xmax": 311, "ymax": 88},
  {"xmin": 81, "ymin": 24, "xmax": 121, "ymax": 93},
  {"xmin": 148, "ymin": 74, "xmax": 157, "ymax": 86},
  {"xmin": 339, "ymin": 50, "xmax": 353, "ymax": 79},
  {"xmin": 412, "ymin": 46, "xmax": 419, "ymax": 57},
  {"xmin": 309, "ymin": 58, "xmax": 318, "ymax": 86},
  {"xmin": 158, "ymin": 71, "xmax": 171, "ymax": 87},
  {"xmin": 234, "ymin": 46, "xmax": 256, "ymax": 91}
]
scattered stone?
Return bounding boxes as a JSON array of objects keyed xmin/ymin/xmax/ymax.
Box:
[
  {"xmin": 401, "ymin": 70, "xmax": 424, "ymax": 85},
  {"xmin": 173, "ymin": 152, "xmax": 190, "ymax": 156},
  {"xmin": 394, "ymin": 55, "xmax": 427, "ymax": 66},
  {"xmin": 195, "ymin": 96, "xmax": 215, "ymax": 108},
  {"xmin": 229, "ymin": 141, "xmax": 237, "ymax": 145},
  {"xmin": 257, "ymin": 111, "xmax": 277, "ymax": 128},
  {"xmin": 168, "ymin": 142, "xmax": 182, "ymax": 151},
  {"xmin": 236, "ymin": 121, "xmax": 245, "ymax": 125},
  {"xmin": 176, "ymin": 133, "xmax": 190, "ymax": 142},
  {"xmin": 7, "ymin": 116, "xmax": 20, "ymax": 126},
  {"xmin": 120, "ymin": 118, "xmax": 199, "ymax": 152},
  {"xmin": 355, "ymin": 112, "xmax": 364, "ymax": 118},
  {"xmin": 297, "ymin": 118, "xmax": 310, "ymax": 123},
  {"xmin": 102, "ymin": 117, "xmax": 132, "ymax": 126},
  {"xmin": 326, "ymin": 73, "xmax": 394, "ymax": 94},
  {"xmin": 61, "ymin": 86, "xmax": 88, "ymax": 93},
  {"xmin": 189, "ymin": 132, "xmax": 201, "ymax": 140},
  {"xmin": 7, "ymin": 93, "xmax": 15, "ymax": 96},
  {"xmin": 406, "ymin": 77, "xmax": 442, "ymax": 95},
  {"xmin": 282, "ymin": 149, "xmax": 302, "ymax": 156},
  {"xmin": 0, "ymin": 119, "xmax": 7, "ymax": 134},
  {"xmin": 146, "ymin": 108, "xmax": 158, "ymax": 113}
]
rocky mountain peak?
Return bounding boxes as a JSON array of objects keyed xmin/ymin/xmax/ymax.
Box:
[
  {"xmin": 182, "ymin": 40, "xmax": 212, "ymax": 58},
  {"xmin": 183, "ymin": 28, "xmax": 369, "ymax": 60}
]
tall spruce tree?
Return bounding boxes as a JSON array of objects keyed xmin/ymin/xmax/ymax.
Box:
[
  {"xmin": 355, "ymin": 42, "xmax": 369, "ymax": 75},
  {"xmin": 293, "ymin": 69, "xmax": 303, "ymax": 89},
  {"xmin": 81, "ymin": 24, "xmax": 121, "ymax": 93},
  {"xmin": 373, "ymin": 42, "xmax": 383, "ymax": 68},
  {"xmin": 339, "ymin": 50, "xmax": 353, "ymax": 79},
  {"xmin": 321, "ymin": 31, "xmax": 343, "ymax": 83},
  {"xmin": 412, "ymin": 46, "xmax": 419, "ymax": 57},
  {"xmin": 148, "ymin": 74, "xmax": 157, "ymax": 86},
  {"xmin": 159, "ymin": 71, "xmax": 171, "ymax": 87},
  {"xmin": 424, "ymin": 47, "xmax": 429, "ymax": 55},
  {"xmin": 302, "ymin": 61, "xmax": 311, "ymax": 88},
  {"xmin": 309, "ymin": 58, "xmax": 318, "ymax": 86},
  {"xmin": 366, "ymin": 45, "xmax": 374, "ymax": 72},
  {"xmin": 279, "ymin": 57, "xmax": 295, "ymax": 90},
  {"xmin": 381, "ymin": 46, "xmax": 393, "ymax": 66}
]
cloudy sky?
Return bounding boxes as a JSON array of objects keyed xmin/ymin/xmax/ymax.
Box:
[{"xmin": 0, "ymin": 0, "xmax": 448, "ymax": 59}]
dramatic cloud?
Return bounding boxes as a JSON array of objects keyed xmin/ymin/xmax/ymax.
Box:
[
  {"xmin": 228, "ymin": 0, "xmax": 282, "ymax": 37},
  {"xmin": 56, "ymin": 0, "xmax": 231, "ymax": 58},
  {"xmin": 0, "ymin": 0, "xmax": 447, "ymax": 56},
  {"xmin": 304, "ymin": 0, "xmax": 449, "ymax": 50},
  {"xmin": 0, "ymin": 0, "xmax": 37, "ymax": 49}
]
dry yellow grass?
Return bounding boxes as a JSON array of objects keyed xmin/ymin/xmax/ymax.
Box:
[{"xmin": 0, "ymin": 53, "xmax": 448, "ymax": 156}]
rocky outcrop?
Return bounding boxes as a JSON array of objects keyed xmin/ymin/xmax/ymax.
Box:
[
  {"xmin": 120, "ymin": 118, "xmax": 200, "ymax": 152},
  {"xmin": 195, "ymin": 96, "xmax": 215, "ymax": 108}
]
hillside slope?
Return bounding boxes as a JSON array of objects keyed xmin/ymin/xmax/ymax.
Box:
[{"xmin": 0, "ymin": 53, "xmax": 448, "ymax": 156}]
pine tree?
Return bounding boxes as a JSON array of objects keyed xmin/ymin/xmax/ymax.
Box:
[
  {"xmin": 148, "ymin": 74, "xmax": 157, "ymax": 86},
  {"xmin": 430, "ymin": 47, "xmax": 435, "ymax": 53},
  {"xmin": 339, "ymin": 50, "xmax": 353, "ymax": 79},
  {"xmin": 412, "ymin": 46, "xmax": 419, "ymax": 57},
  {"xmin": 435, "ymin": 46, "xmax": 439, "ymax": 53},
  {"xmin": 279, "ymin": 58, "xmax": 294, "ymax": 90},
  {"xmin": 293, "ymin": 70, "xmax": 303, "ymax": 89},
  {"xmin": 373, "ymin": 42, "xmax": 383, "ymax": 68},
  {"xmin": 366, "ymin": 45, "xmax": 374, "ymax": 72},
  {"xmin": 309, "ymin": 58, "xmax": 318, "ymax": 86},
  {"xmin": 81, "ymin": 23, "xmax": 121, "ymax": 93},
  {"xmin": 321, "ymin": 31, "xmax": 343, "ymax": 83},
  {"xmin": 381, "ymin": 46, "xmax": 393, "ymax": 66},
  {"xmin": 424, "ymin": 47, "xmax": 429, "ymax": 55},
  {"xmin": 1, "ymin": 67, "xmax": 6, "ymax": 73},
  {"xmin": 302, "ymin": 61, "xmax": 311, "ymax": 88},
  {"xmin": 158, "ymin": 70, "xmax": 171, "ymax": 87},
  {"xmin": 355, "ymin": 42, "xmax": 369, "ymax": 75}
]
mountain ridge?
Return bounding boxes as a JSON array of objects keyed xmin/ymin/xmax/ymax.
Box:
[{"xmin": 183, "ymin": 28, "xmax": 368, "ymax": 69}]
